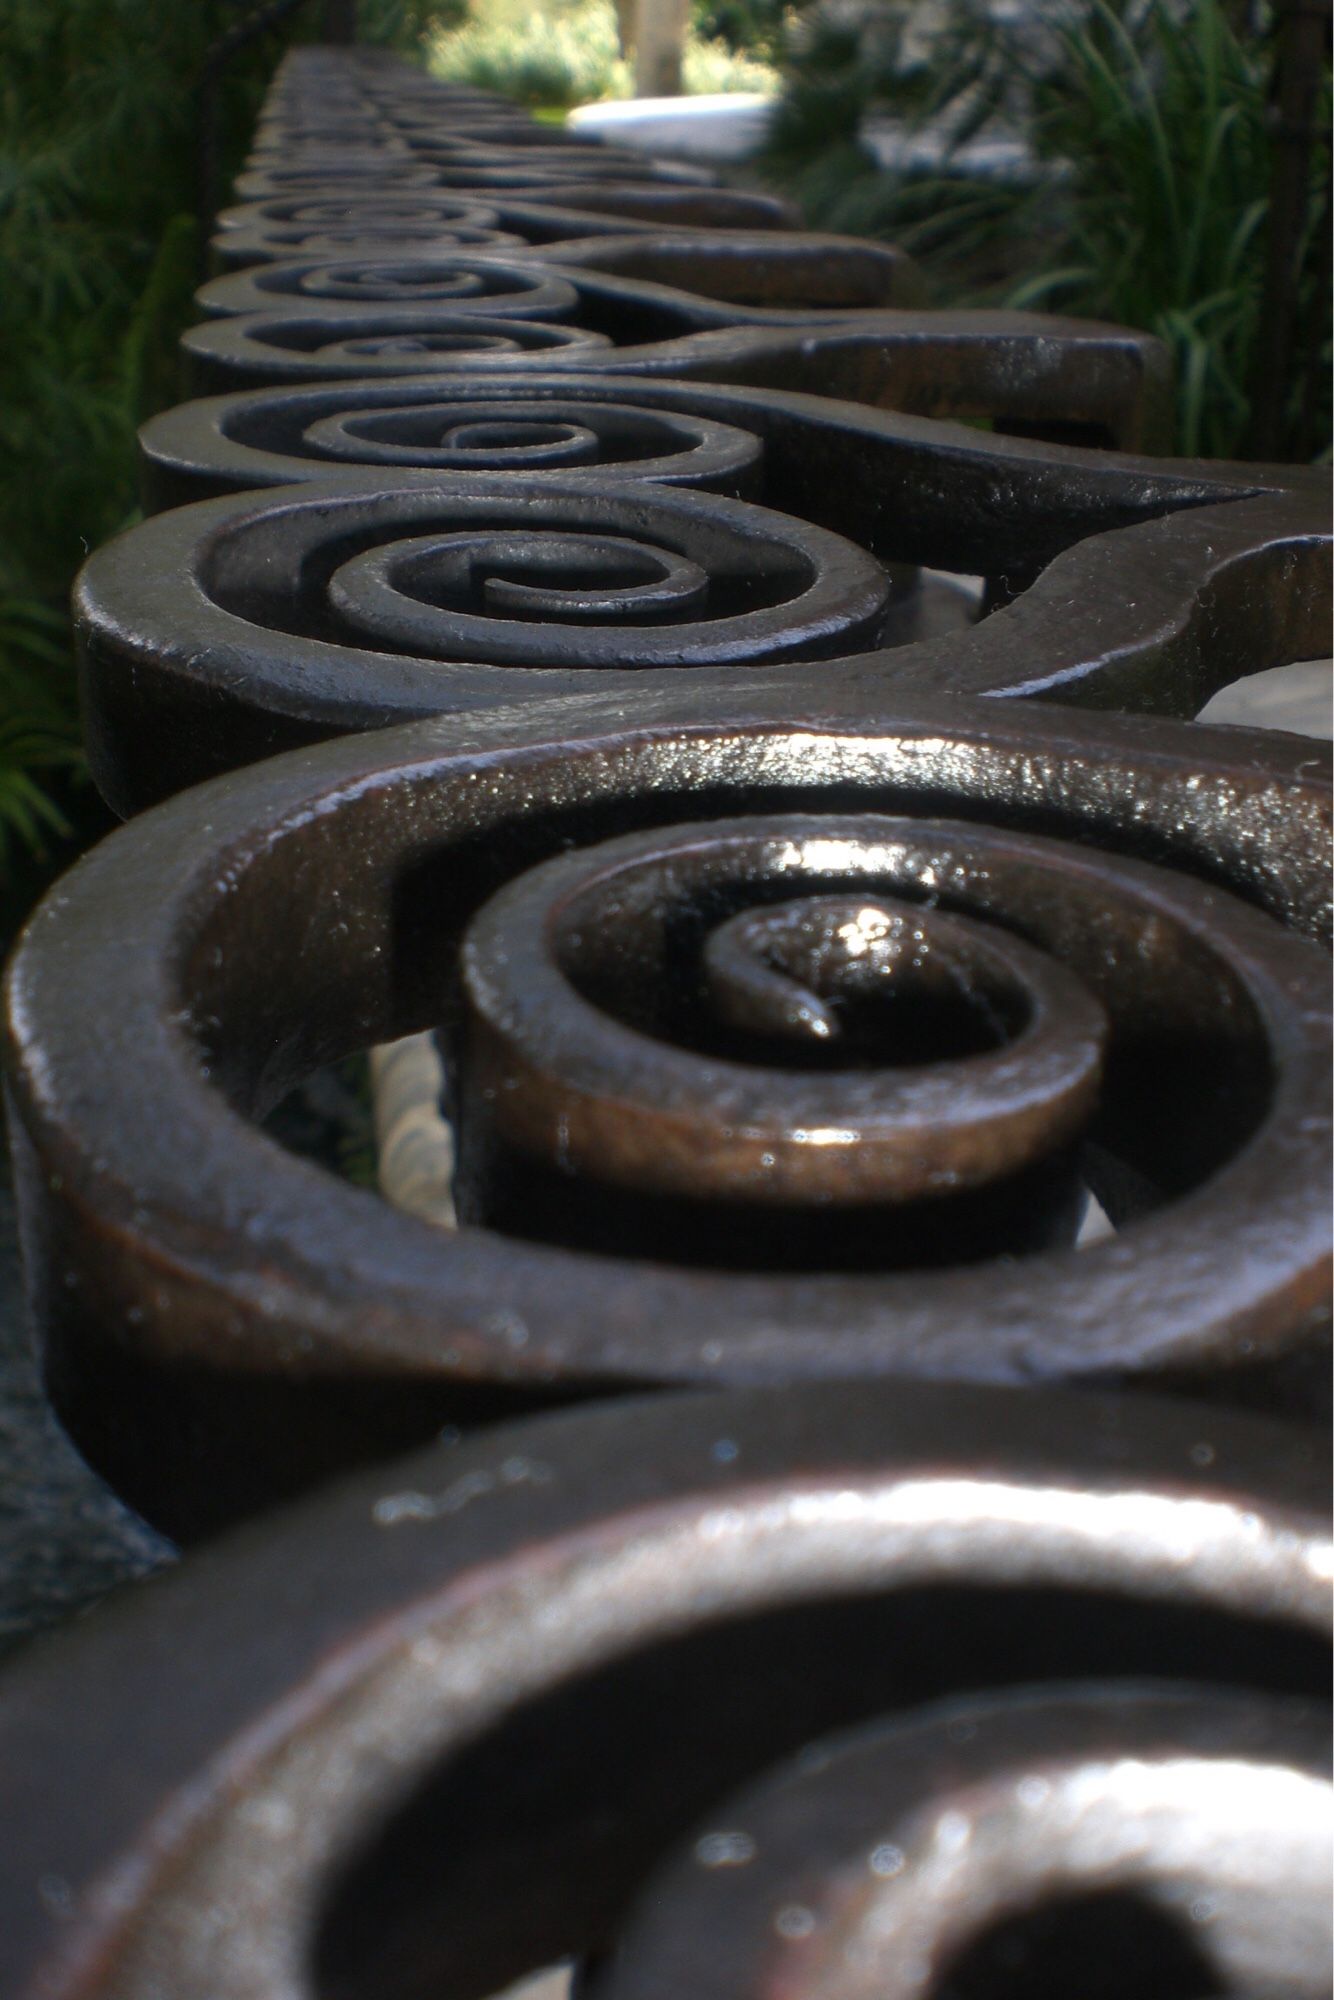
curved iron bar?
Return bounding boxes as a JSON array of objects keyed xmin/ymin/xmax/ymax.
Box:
[
  {"xmin": 82, "ymin": 393, "xmax": 1328, "ymax": 811},
  {"xmin": 2, "ymin": 53, "xmax": 1329, "ymax": 1987},
  {"xmin": 0, "ymin": 1383, "xmax": 1327, "ymax": 1998},
  {"xmin": 6, "ymin": 683, "xmax": 1328, "ymax": 1533}
]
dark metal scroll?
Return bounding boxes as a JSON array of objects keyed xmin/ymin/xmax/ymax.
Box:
[
  {"xmin": 0, "ymin": 1384, "xmax": 1328, "ymax": 1999},
  {"xmin": 85, "ymin": 391, "xmax": 1326, "ymax": 811},
  {"xmin": 177, "ymin": 280, "xmax": 1170, "ymax": 439},
  {"xmin": 6, "ymin": 682, "xmax": 1329, "ymax": 1532},
  {"xmin": 2, "ymin": 41, "xmax": 1330, "ymax": 1990}
]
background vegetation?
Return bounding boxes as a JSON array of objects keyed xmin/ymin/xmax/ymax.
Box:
[
  {"xmin": 760, "ymin": 0, "xmax": 1331, "ymax": 460},
  {"xmin": 427, "ymin": 0, "xmax": 775, "ymax": 110},
  {"xmin": 0, "ymin": 0, "xmax": 438, "ymax": 916},
  {"xmin": 1, "ymin": 0, "xmax": 1327, "ymax": 911}
]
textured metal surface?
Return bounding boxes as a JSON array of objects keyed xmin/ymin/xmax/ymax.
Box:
[
  {"xmin": 209, "ymin": 183, "xmax": 799, "ymax": 266},
  {"xmin": 177, "ymin": 285, "xmax": 1172, "ymax": 434},
  {"xmin": 190, "ymin": 238, "xmax": 924, "ymax": 318},
  {"xmin": 491, "ymin": 227, "xmax": 918, "ymax": 306},
  {"xmin": 135, "ymin": 366, "xmax": 1195, "ymax": 508},
  {"xmin": 2, "ymin": 43, "xmax": 1330, "ymax": 1989},
  {"xmin": 594, "ymin": 1687, "xmax": 1332, "ymax": 2000},
  {"xmin": 0, "ymin": 1382, "xmax": 1327, "ymax": 1999},
  {"xmin": 88, "ymin": 398, "xmax": 1328, "ymax": 810},
  {"xmin": 6, "ymin": 682, "xmax": 1328, "ymax": 1533}
]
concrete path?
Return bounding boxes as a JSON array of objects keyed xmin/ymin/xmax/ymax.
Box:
[{"xmin": 568, "ymin": 90, "xmax": 775, "ymax": 162}]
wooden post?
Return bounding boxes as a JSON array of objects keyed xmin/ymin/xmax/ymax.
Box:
[
  {"xmin": 633, "ymin": 0, "xmax": 692, "ymax": 95},
  {"xmin": 322, "ymin": 0, "xmax": 358, "ymax": 42},
  {"xmin": 1247, "ymin": 0, "xmax": 1330, "ymax": 458}
]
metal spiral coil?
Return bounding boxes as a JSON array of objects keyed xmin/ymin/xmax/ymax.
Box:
[
  {"xmin": 82, "ymin": 401, "xmax": 1329, "ymax": 812},
  {"xmin": 0, "ymin": 1383, "xmax": 1327, "ymax": 1999},
  {"xmin": 1, "ymin": 45, "xmax": 1328, "ymax": 1992},
  {"xmin": 195, "ymin": 254, "xmax": 589, "ymax": 317},
  {"xmin": 178, "ymin": 281, "xmax": 1171, "ymax": 440},
  {"xmin": 6, "ymin": 686, "xmax": 1327, "ymax": 1534}
]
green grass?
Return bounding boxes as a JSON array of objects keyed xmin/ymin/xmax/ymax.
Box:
[{"xmin": 430, "ymin": 1, "xmax": 631, "ymax": 108}]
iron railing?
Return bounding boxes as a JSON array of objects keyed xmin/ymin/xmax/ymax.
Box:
[{"xmin": 2, "ymin": 43, "xmax": 1330, "ymax": 2000}]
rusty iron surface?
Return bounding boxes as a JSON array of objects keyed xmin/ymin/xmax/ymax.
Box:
[
  {"xmin": 6, "ymin": 681, "xmax": 1329, "ymax": 1533},
  {"xmin": 0, "ymin": 1381, "xmax": 1327, "ymax": 1999}
]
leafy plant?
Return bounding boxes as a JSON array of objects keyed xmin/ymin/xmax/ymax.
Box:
[
  {"xmin": 691, "ymin": 0, "xmax": 801, "ymax": 67},
  {"xmin": 429, "ymin": 0, "xmax": 631, "ymax": 104},
  {"xmin": 761, "ymin": 0, "xmax": 1331, "ymax": 459},
  {"xmin": 682, "ymin": 31, "xmax": 777, "ymax": 93},
  {"xmin": 0, "ymin": 1, "xmax": 430, "ymax": 905},
  {"xmin": 0, "ymin": 602, "xmax": 82, "ymax": 871},
  {"xmin": 1011, "ymin": 0, "xmax": 1278, "ymax": 456}
]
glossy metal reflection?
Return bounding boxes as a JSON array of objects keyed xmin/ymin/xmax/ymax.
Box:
[
  {"xmin": 5, "ymin": 683, "xmax": 1328, "ymax": 1532},
  {"xmin": 84, "ymin": 407, "xmax": 1330, "ymax": 811},
  {"xmin": 594, "ymin": 1687, "xmax": 1332, "ymax": 2000},
  {"xmin": 0, "ymin": 1383, "xmax": 1327, "ymax": 1999},
  {"xmin": 4, "ymin": 60, "xmax": 1330, "ymax": 1999}
]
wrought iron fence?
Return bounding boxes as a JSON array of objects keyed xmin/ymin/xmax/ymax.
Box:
[{"xmin": 1, "ymin": 42, "xmax": 1330, "ymax": 2000}]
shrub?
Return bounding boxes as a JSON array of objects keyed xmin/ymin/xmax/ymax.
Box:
[
  {"xmin": 429, "ymin": 0, "xmax": 631, "ymax": 105},
  {"xmin": 762, "ymin": 0, "xmax": 1331, "ymax": 459},
  {"xmin": 0, "ymin": 2, "xmax": 434, "ymax": 895},
  {"xmin": 428, "ymin": 0, "xmax": 777, "ymax": 106},
  {"xmin": 682, "ymin": 31, "xmax": 777, "ymax": 92},
  {"xmin": 1020, "ymin": 0, "xmax": 1326, "ymax": 459}
]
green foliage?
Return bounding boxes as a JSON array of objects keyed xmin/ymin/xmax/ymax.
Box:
[
  {"xmin": 427, "ymin": 0, "xmax": 776, "ymax": 107},
  {"xmin": 1020, "ymin": 0, "xmax": 1325, "ymax": 459},
  {"xmin": 429, "ymin": 0, "xmax": 631, "ymax": 106},
  {"xmin": 0, "ymin": 2, "xmax": 429, "ymax": 898},
  {"xmin": 682, "ymin": 32, "xmax": 777, "ymax": 93},
  {"xmin": 692, "ymin": 0, "xmax": 800, "ymax": 67},
  {"xmin": 0, "ymin": 601, "xmax": 82, "ymax": 872},
  {"xmin": 362, "ymin": 0, "xmax": 467, "ymax": 46},
  {"xmin": 764, "ymin": 0, "xmax": 1020, "ymax": 165},
  {"xmin": 761, "ymin": 3, "xmax": 1057, "ymax": 293},
  {"xmin": 763, "ymin": 0, "xmax": 1331, "ymax": 459}
]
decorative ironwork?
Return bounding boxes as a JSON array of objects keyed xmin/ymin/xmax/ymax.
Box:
[
  {"xmin": 0, "ymin": 1382, "xmax": 1327, "ymax": 1998},
  {"xmin": 83, "ymin": 387, "xmax": 1326, "ymax": 810},
  {"xmin": 7, "ymin": 683, "xmax": 1328, "ymax": 1533},
  {"xmin": 1, "ymin": 43, "xmax": 1329, "ymax": 1993}
]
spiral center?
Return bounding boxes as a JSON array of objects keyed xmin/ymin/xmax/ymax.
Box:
[
  {"xmin": 300, "ymin": 263, "xmax": 488, "ymax": 300},
  {"xmin": 303, "ymin": 408, "xmax": 603, "ymax": 470},
  {"xmin": 204, "ymin": 477, "xmax": 887, "ymax": 671},
  {"xmin": 291, "ymin": 401, "xmax": 764, "ymax": 491},
  {"xmin": 704, "ymin": 896, "xmax": 1026, "ymax": 1065},
  {"xmin": 330, "ymin": 332, "xmax": 516, "ymax": 357},
  {"xmin": 286, "ymin": 201, "xmax": 441, "ymax": 225},
  {"xmin": 458, "ymin": 815, "xmax": 1109, "ymax": 1211},
  {"xmin": 440, "ymin": 419, "xmax": 594, "ymax": 459},
  {"xmin": 332, "ymin": 530, "xmax": 710, "ymax": 636}
]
